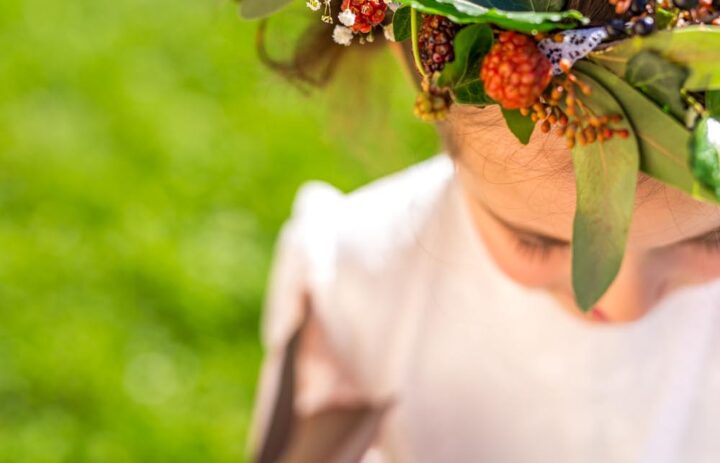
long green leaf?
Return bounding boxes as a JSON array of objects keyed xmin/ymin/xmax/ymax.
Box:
[
  {"xmin": 570, "ymin": 73, "xmax": 639, "ymax": 311},
  {"xmin": 590, "ymin": 26, "xmax": 720, "ymax": 91},
  {"xmin": 625, "ymin": 50, "xmax": 688, "ymax": 121},
  {"xmin": 397, "ymin": 0, "xmax": 587, "ymax": 33},
  {"xmin": 575, "ymin": 61, "xmax": 719, "ymax": 204}
]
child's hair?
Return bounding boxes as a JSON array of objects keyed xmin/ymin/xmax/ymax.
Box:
[{"xmin": 259, "ymin": 0, "xmax": 617, "ymax": 88}]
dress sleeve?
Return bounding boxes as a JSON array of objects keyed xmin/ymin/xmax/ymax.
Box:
[{"xmin": 249, "ymin": 182, "xmax": 372, "ymax": 458}]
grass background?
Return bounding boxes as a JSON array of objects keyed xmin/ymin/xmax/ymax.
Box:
[{"xmin": 0, "ymin": 0, "xmax": 437, "ymax": 461}]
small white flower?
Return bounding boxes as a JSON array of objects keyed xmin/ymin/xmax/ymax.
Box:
[
  {"xmin": 306, "ymin": 0, "xmax": 321, "ymax": 11},
  {"xmin": 333, "ymin": 25, "xmax": 354, "ymax": 46},
  {"xmin": 338, "ymin": 9, "xmax": 356, "ymax": 27},
  {"xmin": 383, "ymin": 24, "xmax": 395, "ymax": 42}
]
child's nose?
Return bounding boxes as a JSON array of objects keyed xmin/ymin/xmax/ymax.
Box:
[{"xmin": 593, "ymin": 252, "xmax": 666, "ymax": 323}]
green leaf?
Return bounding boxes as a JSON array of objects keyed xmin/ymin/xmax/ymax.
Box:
[
  {"xmin": 452, "ymin": 80, "xmax": 494, "ymax": 104},
  {"xmin": 590, "ymin": 26, "xmax": 720, "ymax": 91},
  {"xmin": 437, "ymin": 24, "xmax": 493, "ymax": 87},
  {"xmin": 397, "ymin": 0, "xmax": 587, "ymax": 33},
  {"xmin": 655, "ymin": 6, "xmax": 677, "ymax": 30},
  {"xmin": 707, "ymin": 91, "xmax": 720, "ymax": 117},
  {"xmin": 575, "ymin": 61, "xmax": 719, "ymax": 204},
  {"xmin": 501, "ymin": 108, "xmax": 535, "ymax": 144},
  {"xmin": 625, "ymin": 50, "xmax": 688, "ymax": 120},
  {"xmin": 463, "ymin": 0, "xmax": 566, "ymax": 12},
  {"xmin": 393, "ymin": 6, "xmax": 412, "ymax": 42},
  {"xmin": 569, "ymin": 72, "xmax": 639, "ymax": 311},
  {"xmin": 239, "ymin": 0, "xmax": 294, "ymax": 19},
  {"xmin": 690, "ymin": 117, "xmax": 720, "ymax": 199}
]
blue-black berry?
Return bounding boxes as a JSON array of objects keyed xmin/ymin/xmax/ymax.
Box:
[
  {"xmin": 631, "ymin": 0, "xmax": 649, "ymax": 15},
  {"xmin": 633, "ymin": 16, "xmax": 656, "ymax": 36},
  {"xmin": 605, "ymin": 18, "xmax": 627, "ymax": 37}
]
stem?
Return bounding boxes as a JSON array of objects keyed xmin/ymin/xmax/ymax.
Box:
[
  {"xmin": 410, "ymin": 8, "xmax": 427, "ymax": 79},
  {"xmin": 681, "ymin": 88, "xmax": 708, "ymax": 118}
]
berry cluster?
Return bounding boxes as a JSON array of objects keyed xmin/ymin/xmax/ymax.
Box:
[
  {"xmin": 414, "ymin": 80, "xmax": 452, "ymax": 122},
  {"xmin": 476, "ymin": 30, "xmax": 627, "ymax": 148},
  {"xmin": 666, "ymin": 0, "xmax": 720, "ymax": 25},
  {"xmin": 418, "ymin": 15, "xmax": 459, "ymax": 74},
  {"xmin": 480, "ymin": 31, "xmax": 553, "ymax": 109},
  {"xmin": 518, "ymin": 75, "xmax": 629, "ymax": 148},
  {"xmin": 341, "ymin": 0, "xmax": 387, "ymax": 34},
  {"xmin": 606, "ymin": 0, "xmax": 720, "ymax": 34}
]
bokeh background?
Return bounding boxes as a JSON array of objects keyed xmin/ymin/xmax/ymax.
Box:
[{"xmin": 0, "ymin": 0, "xmax": 437, "ymax": 461}]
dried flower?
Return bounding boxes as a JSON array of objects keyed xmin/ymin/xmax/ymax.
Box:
[
  {"xmin": 338, "ymin": 9, "xmax": 357, "ymax": 27},
  {"xmin": 333, "ymin": 25, "xmax": 354, "ymax": 46}
]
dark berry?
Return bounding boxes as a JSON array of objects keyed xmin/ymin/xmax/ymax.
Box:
[
  {"xmin": 633, "ymin": 16, "xmax": 656, "ymax": 35},
  {"xmin": 630, "ymin": 0, "xmax": 649, "ymax": 15},
  {"xmin": 672, "ymin": 0, "xmax": 699, "ymax": 10},
  {"xmin": 605, "ymin": 18, "xmax": 627, "ymax": 37},
  {"xmin": 418, "ymin": 15, "xmax": 459, "ymax": 74}
]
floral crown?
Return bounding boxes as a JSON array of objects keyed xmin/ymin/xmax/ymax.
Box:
[{"xmin": 239, "ymin": 0, "xmax": 720, "ymax": 312}]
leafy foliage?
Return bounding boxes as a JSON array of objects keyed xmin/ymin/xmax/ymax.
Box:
[
  {"xmin": 590, "ymin": 26, "xmax": 720, "ymax": 91},
  {"xmin": 690, "ymin": 117, "xmax": 720, "ymax": 198},
  {"xmin": 239, "ymin": 0, "xmax": 294, "ymax": 19},
  {"xmin": 462, "ymin": 0, "xmax": 566, "ymax": 11},
  {"xmin": 398, "ymin": 0, "xmax": 587, "ymax": 33},
  {"xmin": 576, "ymin": 61, "xmax": 719, "ymax": 203},
  {"xmin": 437, "ymin": 24, "xmax": 493, "ymax": 86},
  {"xmin": 393, "ymin": 5, "xmax": 412, "ymax": 42},
  {"xmin": 655, "ymin": 6, "xmax": 677, "ymax": 30},
  {"xmin": 708, "ymin": 91, "xmax": 720, "ymax": 116},
  {"xmin": 569, "ymin": 72, "xmax": 639, "ymax": 311},
  {"xmin": 501, "ymin": 108, "xmax": 535, "ymax": 144},
  {"xmin": 625, "ymin": 50, "xmax": 688, "ymax": 120},
  {"xmin": 436, "ymin": 23, "xmax": 495, "ymax": 105}
]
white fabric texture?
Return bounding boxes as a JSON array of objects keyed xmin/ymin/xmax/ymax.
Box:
[{"xmin": 253, "ymin": 155, "xmax": 720, "ymax": 463}]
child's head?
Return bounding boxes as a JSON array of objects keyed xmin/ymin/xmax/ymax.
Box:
[
  {"xmin": 447, "ymin": 104, "xmax": 720, "ymax": 323},
  {"xmin": 273, "ymin": 0, "xmax": 720, "ymax": 323}
]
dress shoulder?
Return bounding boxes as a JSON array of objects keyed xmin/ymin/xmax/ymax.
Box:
[
  {"xmin": 263, "ymin": 154, "xmax": 454, "ymax": 343},
  {"xmin": 251, "ymin": 155, "xmax": 457, "ymax": 452}
]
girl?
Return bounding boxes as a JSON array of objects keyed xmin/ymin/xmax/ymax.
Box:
[{"xmin": 246, "ymin": 1, "xmax": 720, "ymax": 461}]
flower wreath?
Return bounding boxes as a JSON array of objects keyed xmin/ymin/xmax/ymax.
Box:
[{"xmin": 239, "ymin": 0, "xmax": 720, "ymax": 312}]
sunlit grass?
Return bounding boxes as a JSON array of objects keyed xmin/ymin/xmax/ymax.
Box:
[{"xmin": 0, "ymin": 0, "xmax": 437, "ymax": 460}]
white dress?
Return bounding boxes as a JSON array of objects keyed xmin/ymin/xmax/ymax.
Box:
[{"xmin": 251, "ymin": 155, "xmax": 720, "ymax": 463}]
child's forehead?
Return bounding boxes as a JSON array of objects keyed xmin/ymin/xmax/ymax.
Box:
[{"xmin": 454, "ymin": 128, "xmax": 720, "ymax": 249}]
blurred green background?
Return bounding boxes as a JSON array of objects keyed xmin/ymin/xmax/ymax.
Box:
[{"xmin": 0, "ymin": 0, "xmax": 436, "ymax": 461}]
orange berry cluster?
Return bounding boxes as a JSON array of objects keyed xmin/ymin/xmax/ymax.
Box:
[
  {"xmin": 481, "ymin": 31, "xmax": 553, "ymax": 110},
  {"xmin": 520, "ymin": 75, "xmax": 629, "ymax": 149},
  {"xmin": 480, "ymin": 30, "xmax": 627, "ymax": 149}
]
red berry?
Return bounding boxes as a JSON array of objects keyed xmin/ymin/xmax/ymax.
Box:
[
  {"xmin": 341, "ymin": 0, "xmax": 387, "ymax": 34},
  {"xmin": 480, "ymin": 31, "xmax": 553, "ymax": 110}
]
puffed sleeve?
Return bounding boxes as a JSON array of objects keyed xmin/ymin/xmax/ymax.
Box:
[{"xmin": 249, "ymin": 182, "xmax": 373, "ymax": 459}]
